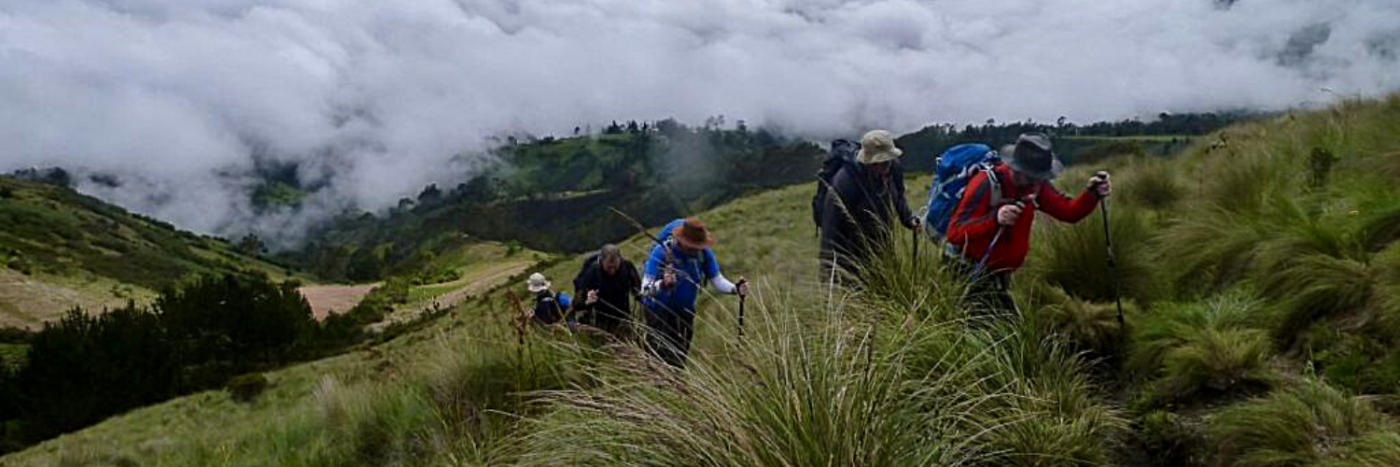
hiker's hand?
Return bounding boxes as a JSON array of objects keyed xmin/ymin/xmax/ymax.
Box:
[
  {"xmin": 586, "ymin": 290, "xmax": 599, "ymax": 305},
  {"xmin": 997, "ymin": 204, "xmax": 1023, "ymax": 226},
  {"xmin": 910, "ymin": 216, "xmax": 923, "ymax": 229},
  {"xmin": 662, "ymin": 269, "xmax": 677, "ymax": 288},
  {"xmin": 1088, "ymin": 172, "xmax": 1112, "ymax": 197},
  {"xmin": 736, "ymin": 279, "xmax": 749, "ymax": 297}
]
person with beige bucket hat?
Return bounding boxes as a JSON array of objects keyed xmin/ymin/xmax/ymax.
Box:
[{"xmin": 817, "ymin": 129, "xmax": 921, "ymax": 276}]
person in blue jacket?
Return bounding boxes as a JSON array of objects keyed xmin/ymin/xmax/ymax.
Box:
[{"xmin": 640, "ymin": 217, "xmax": 748, "ymax": 368}]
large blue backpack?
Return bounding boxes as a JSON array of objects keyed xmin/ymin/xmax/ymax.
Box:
[{"xmin": 922, "ymin": 144, "xmax": 1003, "ymax": 241}]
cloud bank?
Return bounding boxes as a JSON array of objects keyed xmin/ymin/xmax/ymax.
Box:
[{"xmin": 2, "ymin": 0, "xmax": 1398, "ymax": 244}]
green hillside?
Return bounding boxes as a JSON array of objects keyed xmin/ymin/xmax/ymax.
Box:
[
  {"xmin": 0, "ymin": 176, "xmax": 302, "ymax": 328},
  {"xmin": 288, "ymin": 124, "xmax": 825, "ymax": 281},
  {"xmin": 5, "ymin": 96, "xmax": 1400, "ymax": 467}
]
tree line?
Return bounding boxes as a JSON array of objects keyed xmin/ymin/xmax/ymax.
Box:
[{"xmin": 0, "ymin": 273, "xmax": 393, "ymax": 454}]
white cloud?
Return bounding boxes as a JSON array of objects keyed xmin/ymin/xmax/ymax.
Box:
[{"xmin": 1, "ymin": 0, "xmax": 1397, "ymax": 243}]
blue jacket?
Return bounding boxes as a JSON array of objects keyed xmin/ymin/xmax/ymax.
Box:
[{"xmin": 642, "ymin": 239, "xmax": 720, "ymax": 315}]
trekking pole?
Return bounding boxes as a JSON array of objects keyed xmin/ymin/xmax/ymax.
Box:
[
  {"xmin": 1095, "ymin": 172, "xmax": 1125, "ymax": 328},
  {"xmin": 736, "ymin": 278, "xmax": 748, "ymax": 337},
  {"xmin": 911, "ymin": 224, "xmax": 919, "ymax": 270}
]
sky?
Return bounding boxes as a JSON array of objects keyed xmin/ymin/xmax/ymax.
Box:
[{"xmin": 2, "ymin": 0, "xmax": 1398, "ymax": 244}]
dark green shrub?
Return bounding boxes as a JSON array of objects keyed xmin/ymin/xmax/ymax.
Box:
[
  {"xmin": 15, "ymin": 305, "xmax": 178, "ymax": 442},
  {"xmin": 226, "ymin": 373, "xmax": 269, "ymax": 403}
]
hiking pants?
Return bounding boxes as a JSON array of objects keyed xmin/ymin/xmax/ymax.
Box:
[
  {"xmin": 948, "ymin": 255, "xmax": 1017, "ymax": 324},
  {"xmin": 644, "ymin": 306, "xmax": 695, "ymax": 369}
]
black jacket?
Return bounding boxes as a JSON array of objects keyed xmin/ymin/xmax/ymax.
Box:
[
  {"xmin": 572, "ymin": 259, "xmax": 641, "ymax": 324},
  {"xmin": 819, "ymin": 161, "xmax": 915, "ymax": 267}
]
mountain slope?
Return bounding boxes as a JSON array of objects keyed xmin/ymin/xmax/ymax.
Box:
[
  {"xmin": 7, "ymin": 96, "xmax": 1399, "ymax": 466},
  {"xmin": 0, "ymin": 176, "xmax": 302, "ymax": 328}
]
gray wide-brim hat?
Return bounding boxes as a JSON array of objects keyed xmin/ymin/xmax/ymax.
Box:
[
  {"xmin": 856, "ymin": 129, "xmax": 903, "ymax": 164},
  {"xmin": 1007, "ymin": 132, "xmax": 1064, "ymax": 180}
]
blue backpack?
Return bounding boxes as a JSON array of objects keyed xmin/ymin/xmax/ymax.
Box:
[{"xmin": 922, "ymin": 144, "xmax": 1003, "ymax": 241}]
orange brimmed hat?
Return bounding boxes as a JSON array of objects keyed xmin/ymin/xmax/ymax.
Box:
[{"xmin": 670, "ymin": 217, "xmax": 715, "ymax": 250}]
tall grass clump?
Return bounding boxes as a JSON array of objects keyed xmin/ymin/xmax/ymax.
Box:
[
  {"xmin": 232, "ymin": 331, "xmax": 588, "ymax": 467},
  {"xmin": 850, "ymin": 227, "xmax": 968, "ymax": 323},
  {"xmin": 1023, "ymin": 282, "xmax": 1131, "ymax": 361},
  {"xmin": 1118, "ymin": 157, "xmax": 1184, "ymax": 212},
  {"xmin": 1129, "ymin": 292, "xmax": 1276, "ymax": 406},
  {"xmin": 519, "ymin": 300, "xmax": 1009, "ymax": 467},
  {"xmin": 1208, "ymin": 380, "xmax": 1400, "ymax": 467},
  {"xmin": 1030, "ymin": 203, "xmax": 1159, "ymax": 305},
  {"xmin": 521, "ymin": 245, "xmax": 1123, "ymax": 467}
]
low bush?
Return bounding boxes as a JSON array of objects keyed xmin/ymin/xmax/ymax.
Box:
[{"xmin": 226, "ymin": 373, "xmax": 270, "ymax": 403}]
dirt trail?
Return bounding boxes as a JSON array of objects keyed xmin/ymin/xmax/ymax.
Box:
[
  {"xmin": 426, "ymin": 261, "xmax": 533, "ymax": 309},
  {"xmin": 372, "ymin": 260, "xmax": 534, "ymax": 329},
  {"xmin": 299, "ymin": 283, "xmax": 380, "ymax": 320}
]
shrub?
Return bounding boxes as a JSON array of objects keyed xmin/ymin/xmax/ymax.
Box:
[
  {"xmin": 1208, "ymin": 380, "xmax": 1400, "ymax": 467},
  {"xmin": 226, "ymin": 373, "xmax": 269, "ymax": 403}
]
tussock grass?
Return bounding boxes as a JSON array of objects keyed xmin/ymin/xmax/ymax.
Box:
[
  {"xmin": 1118, "ymin": 157, "xmax": 1184, "ymax": 211},
  {"xmin": 1031, "ymin": 203, "xmax": 1159, "ymax": 305},
  {"xmin": 1208, "ymin": 380, "xmax": 1400, "ymax": 467},
  {"xmin": 1129, "ymin": 293, "xmax": 1276, "ymax": 406}
]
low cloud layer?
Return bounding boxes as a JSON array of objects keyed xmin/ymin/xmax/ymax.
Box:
[{"xmin": 3, "ymin": 0, "xmax": 1398, "ymax": 244}]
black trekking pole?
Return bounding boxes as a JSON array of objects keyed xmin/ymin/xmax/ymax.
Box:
[
  {"xmin": 737, "ymin": 279, "xmax": 748, "ymax": 337},
  {"xmin": 1095, "ymin": 172, "xmax": 1125, "ymax": 328},
  {"xmin": 911, "ymin": 224, "xmax": 919, "ymax": 270}
]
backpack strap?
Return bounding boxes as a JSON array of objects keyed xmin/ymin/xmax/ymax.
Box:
[{"xmin": 980, "ymin": 163, "xmax": 1003, "ymax": 207}]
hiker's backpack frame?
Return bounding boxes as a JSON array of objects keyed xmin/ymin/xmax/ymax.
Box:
[{"xmin": 921, "ymin": 143, "xmax": 1003, "ymax": 243}]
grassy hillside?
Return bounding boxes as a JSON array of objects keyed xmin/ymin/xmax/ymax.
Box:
[
  {"xmin": 0, "ymin": 176, "xmax": 303, "ymax": 328},
  {"xmin": 5, "ymin": 96, "xmax": 1399, "ymax": 467},
  {"xmin": 288, "ymin": 125, "xmax": 824, "ymax": 282}
]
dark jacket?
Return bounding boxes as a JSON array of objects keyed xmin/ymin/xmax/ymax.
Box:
[
  {"xmin": 573, "ymin": 259, "xmax": 641, "ymax": 327},
  {"xmin": 819, "ymin": 161, "xmax": 915, "ymax": 268}
]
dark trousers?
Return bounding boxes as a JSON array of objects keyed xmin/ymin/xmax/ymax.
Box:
[
  {"xmin": 587, "ymin": 310, "xmax": 634, "ymax": 342},
  {"xmin": 644, "ymin": 306, "xmax": 695, "ymax": 368},
  {"xmin": 948, "ymin": 256, "xmax": 1017, "ymax": 324}
]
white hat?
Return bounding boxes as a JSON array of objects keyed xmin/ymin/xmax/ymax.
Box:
[
  {"xmin": 857, "ymin": 129, "xmax": 903, "ymax": 164},
  {"xmin": 526, "ymin": 272, "xmax": 551, "ymax": 293}
]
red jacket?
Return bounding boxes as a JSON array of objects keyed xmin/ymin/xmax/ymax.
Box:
[{"xmin": 946, "ymin": 164, "xmax": 1099, "ymax": 272}]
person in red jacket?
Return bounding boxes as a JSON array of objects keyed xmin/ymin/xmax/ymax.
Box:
[{"xmin": 946, "ymin": 132, "xmax": 1112, "ymax": 318}]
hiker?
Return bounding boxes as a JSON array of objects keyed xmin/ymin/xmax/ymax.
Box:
[
  {"xmin": 526, "ymin": 272, "xmax": 572, "ymax": 326},
  {"xmin": 945, "ymin": 132, "xmax": 1111, "ymax": 318},
  {"xmin": 818, "ymin": 129, "xmax": 921, "ymax": 276},
  {"xmin": 640, "ymin": 217, "xmax": 748, "ymax": 368},
  {"xmin": 571, "ymin": 244, "xmax": 642, "ymax": 339}
]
